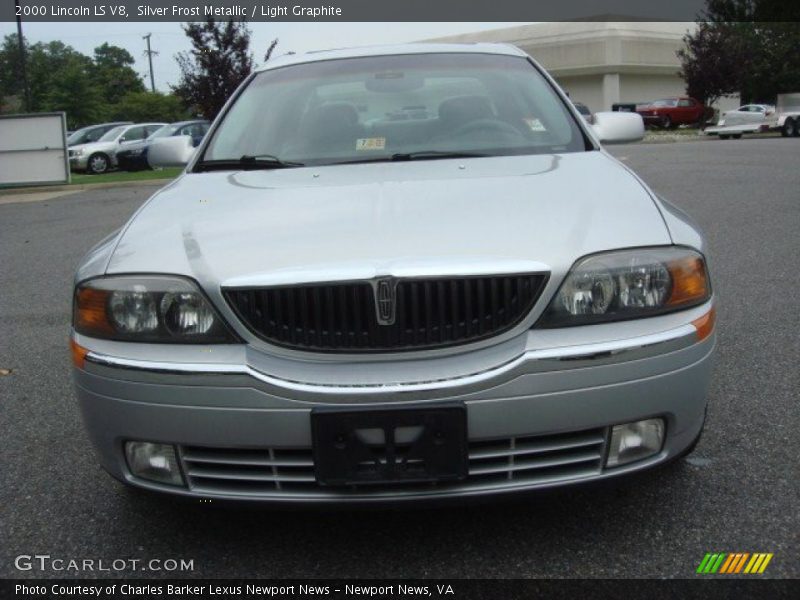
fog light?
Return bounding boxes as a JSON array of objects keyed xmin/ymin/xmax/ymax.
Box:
[
  {"xmin": 605, "ymin": 418, "xmax": 665, "ymax": 467},
  {"xmin": 124, "ymin": 441, "xmax": 184, "ymax": 486}
]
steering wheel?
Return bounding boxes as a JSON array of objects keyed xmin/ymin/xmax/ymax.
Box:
[{"xmin": 449, "ymin": 118, "xmax": 526, "ymax": 140}]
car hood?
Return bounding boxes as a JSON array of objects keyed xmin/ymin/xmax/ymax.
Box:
[
  {"xmin": 107, "ymin": 151, "xmax": 671, "ymax": 288},
  {"xmin": 71, "ymin": 140, "xmax": 116, "ymax": 154}
]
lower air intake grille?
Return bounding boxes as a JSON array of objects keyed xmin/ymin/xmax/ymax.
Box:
[
  {"xmin": 179, "ymin": 427, "xmax": 607, "ymax": 499},
  {"xmin": 223, "ymin": 274, "xmax": 548, "ymax": 352}
]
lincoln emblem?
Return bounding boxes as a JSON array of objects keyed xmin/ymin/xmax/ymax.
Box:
[{"xmin": 375, "ymin": 279, "xmax": 396, "ymax": 325}]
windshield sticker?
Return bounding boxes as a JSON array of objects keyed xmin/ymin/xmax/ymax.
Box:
[
  {"xmin": 356, "ymin": 137, "xmax": 386, "ymax": 151},
  {"xmin": 523, "ymin": 118, "xmax": 547, "ymax": 132}
]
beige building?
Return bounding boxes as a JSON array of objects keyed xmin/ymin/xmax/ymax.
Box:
[{"xmin": 427, "ymin": 22, "xmax": 737, "ymax": 113}]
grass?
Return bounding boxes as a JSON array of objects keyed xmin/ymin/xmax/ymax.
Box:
[{"xmin": 70, "ymin": 167, "xmax": 184, "ymax": 185}]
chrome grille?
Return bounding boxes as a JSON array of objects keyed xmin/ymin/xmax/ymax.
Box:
[
  {"xmin": 223, "ymin": 274, "xmax": 548, "ymax": 353},
  {"xmin": 179, "ymin": 427, "xmax": 607, "ymax": 498}
]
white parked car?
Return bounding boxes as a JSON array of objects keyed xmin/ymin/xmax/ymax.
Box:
[
  {"xmin": 717, "ymin": 104, "xmax": 775, "ymax": 128},
  {"xmin": 68, "ymin": 123, "xmax": 167, "ymax": 174}
]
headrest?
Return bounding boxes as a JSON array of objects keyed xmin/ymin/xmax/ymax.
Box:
[
  {"xmin": 438, "ymin": 96, "xmax": 493, "ymax": 127},
  {"xmin": 308, "ymin": 102, "xmax": 359, "ymax": 128}
]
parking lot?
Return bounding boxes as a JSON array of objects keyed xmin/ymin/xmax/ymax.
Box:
[{"xmin": 1, "ymin": 138, "xmax": 798, "ymax": 579}]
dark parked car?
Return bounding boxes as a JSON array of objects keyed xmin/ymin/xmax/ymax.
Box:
[
  {"xmin": 635, "ymin": 97, "xmax": 707, "ymax": 129},
  {"xmin": 116, "ymin": 120, "xmax": 210, "ymax": 171},
  {"xmin": 66, "ymin": 122, "xmax": 132, "ymax": 147}
]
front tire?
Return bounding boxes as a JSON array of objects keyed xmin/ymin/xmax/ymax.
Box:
[
  {"xmin": 87, "ymin": 153, "xmax": 110, "ymax": 174},
  {"xmin": 732, "ymin": 134, "xmax": 742, "ymax": 139},
  {"xmin": 661, "ymin": 116, "xmax": 673, "ymax": 130}
]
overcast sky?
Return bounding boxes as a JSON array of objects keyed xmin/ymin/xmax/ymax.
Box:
[{"xmin": 0, "ymin": 22, "xmax": 531, "ymax": 91}]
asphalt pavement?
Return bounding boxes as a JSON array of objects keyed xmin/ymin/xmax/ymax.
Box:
[{"xmin": 1, "ymin": 139, "xmax": 798, "ymax": 579}]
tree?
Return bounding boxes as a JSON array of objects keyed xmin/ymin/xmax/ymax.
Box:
[
  {"xmin": 45, "ymin": 61, "xmax": 105, "ymax": 129},
  {"xmin": 111, "ymin": 91, "xmax": 190, "ymax": 122},
  {"xmin": 677, "ymin": 22, "xmax": 745, "ymax": 107},
  {"xmin": 0, "ymin": 34, "xmax": 25, "ymax": 111},
  {"xmin": 173, "ymin": 19, "xmax": 254, "ymax": 119},
  {"xmin": 679, "ymin": 1, "xmax": 800, "ymax": 105},
  {"xmin": 92, "ymin": 43, "xmax": 145, "ymax": 104}
]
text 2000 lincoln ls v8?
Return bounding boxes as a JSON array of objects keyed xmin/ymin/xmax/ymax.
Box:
[{"xmin": 71, "ymin": 44, "xmax": 715, "ymax": 504}]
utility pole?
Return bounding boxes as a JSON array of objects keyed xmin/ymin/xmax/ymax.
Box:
[
  {"xmin": 14, "ymin": 0, "xmax": 31, "ymax": 111},
  {"xmin": 142, "ymin": 33, "xmax": 158, "ymax": 92}
]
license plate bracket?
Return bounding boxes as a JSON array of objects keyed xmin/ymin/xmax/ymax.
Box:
[{"xmin": 311, "ymin": 404, "xmax": 467, "ymax": 486}]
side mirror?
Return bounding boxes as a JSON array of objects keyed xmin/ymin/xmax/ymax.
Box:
[
  {"xmin": 592, "ymin": 112, "xmax": 645, "ymax": 144},
  {"xmin": 148, "ymin": 135, "xmax": 195, "ymax": 167}
]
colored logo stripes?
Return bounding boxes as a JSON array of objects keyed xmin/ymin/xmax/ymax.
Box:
[{"xmin": 697, "ymin": 552, "xmax": 774, "ymax": 574}]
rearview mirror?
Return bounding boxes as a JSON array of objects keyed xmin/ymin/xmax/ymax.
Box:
[
  {"xmin": 148, "ymin": 135, "xmax": 195, "ymax": 168},
  {"xmin": 592, "ymin": 112, "xmax": 645, "ymax": 144}
]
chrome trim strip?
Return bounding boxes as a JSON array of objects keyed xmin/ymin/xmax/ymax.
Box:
[
  {"xmin": 84, "ymin": 324, "xmax": 697, "ymax": 395},
  {"xmin": 221, "ymin": 258, "xmax": 551, "ymax": 289}
]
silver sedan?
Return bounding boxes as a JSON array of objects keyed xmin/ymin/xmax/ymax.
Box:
[{"xmin": 71, "ymin": 44, "xmax": 715, "ymax": 504}]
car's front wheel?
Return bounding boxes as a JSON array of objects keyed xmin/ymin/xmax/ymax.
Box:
[
  {"xmin": 87, "ymin": 153, "xmax": 110, "ymax": 174},
  {"xmin": 661, "ymin": 115, "xmax": 673, "ymax": 129}
]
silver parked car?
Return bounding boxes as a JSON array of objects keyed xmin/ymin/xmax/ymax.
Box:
[
  {"xmin": 68, "ymin": 122, "xmax": 166, "ymax": 174},
  {"xmin": 67, "ymin": 122, "xmax": 132, "ymax": 147},
  {"xmin": 72, "ymin": 44, "xmax": 715, "ymax": 504}
]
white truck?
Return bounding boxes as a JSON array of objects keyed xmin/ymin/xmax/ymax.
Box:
[{"xmin": 704, "ymin": 93, "xmax": 800, "ymax": 139}]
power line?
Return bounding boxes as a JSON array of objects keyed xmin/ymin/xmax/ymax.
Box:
[{"xmin": 142, "ymin": 33, "xmax": 159, "ymax": 92}]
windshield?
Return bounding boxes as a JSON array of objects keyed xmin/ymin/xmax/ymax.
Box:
[
  {"xmin": 652, "ymin": 99, "xmax": 678, "ymax": 107},
  {"xmin": 68, "ymin": 126, "xmax": 106, "ymax": 145},
  {"xmin": 202, "ymin": 53, "xmax": 587, "ymax": 166},
  {"xmin": 67, "ymin": 128, "xmax": 91, "ymax": 145},
  {"xmin": 99, "ymin": 126, "xmax": 126, "ymax": 142}
]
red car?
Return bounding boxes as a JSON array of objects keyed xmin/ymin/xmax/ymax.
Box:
[{"xmin": 636, "ymin": 97, "xmax": 707, "ymax": 129}]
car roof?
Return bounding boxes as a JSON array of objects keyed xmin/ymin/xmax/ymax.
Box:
[
  {"xmin": 78, "ymin": 121, "xmax": 130, "ymax": 131},
  {"xmin": 255, "ymin": 43, "xmax": 528, "ymax": 72}
]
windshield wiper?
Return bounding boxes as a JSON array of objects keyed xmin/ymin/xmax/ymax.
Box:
[
  {"xmin": 195, "ymin": 154, "xmax": 304, "ymax": 172},
  {"xmin": 390, "ymin": 150, "xmax": 490, "ymax": 161},
  {"xmin": 329, "ymin": 150, "xmax": 490, "ymax": 166}
]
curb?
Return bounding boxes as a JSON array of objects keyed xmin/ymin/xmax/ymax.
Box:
[{"xmin": 0, "ymin": 178, "xmax": 174, "ymax": 197}]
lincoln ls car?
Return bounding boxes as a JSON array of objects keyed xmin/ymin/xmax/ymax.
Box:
[{"xmin": 71, "ymin": 44, "xmax": 715, "ymax": 504}]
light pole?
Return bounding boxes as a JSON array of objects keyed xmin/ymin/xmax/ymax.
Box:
[
  {"xmin": 14, "ymin": 0, "xmax": 31, "ymax": 111},
  {"xmin": 142, "ymin": 33, "xmax": 158, "ymax": 92}
]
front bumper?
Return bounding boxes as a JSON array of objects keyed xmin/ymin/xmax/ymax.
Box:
[
  {"xmin": 640, "ymin": 114, "xmax": 665, "ymax": 125},
  {"xmin": 69, "ymin": 155, "xmax": 88, "ymax": 170},
  {"xmin": 73, "ymin": 304, "xmax": 715, "ymax": 504}
]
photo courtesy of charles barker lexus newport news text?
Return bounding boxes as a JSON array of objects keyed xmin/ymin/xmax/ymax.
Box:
[{"xmin": 0, "ymin": 0, "xmax": 798, "ymax": 597}]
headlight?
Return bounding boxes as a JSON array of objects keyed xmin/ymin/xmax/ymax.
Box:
[
  {"xmin": 536, "ymin": 247, "xmax": 710, "ymax": 327},
  {"xmin": 70, "ymin": 149, "xmax": 84, "ymax": 157},
  {"xmin": 73, "ymin": 276, "xmax": 238, "ymax": 343}
]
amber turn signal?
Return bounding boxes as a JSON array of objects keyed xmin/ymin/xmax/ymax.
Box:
[
  {"xmin": 70, "ymin": 338, "xmax": 89, "ymax": 369},
  {"xmin": 74, "ymin": 287, "xmax": 113, "ymax": 336},
  {"xmin": 691, "ymin": 306, "xmax": 716, "ymax": 341},
  {"xmin": 667, "ymin": 256, "xmax": 709, "ymax": 307}
]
